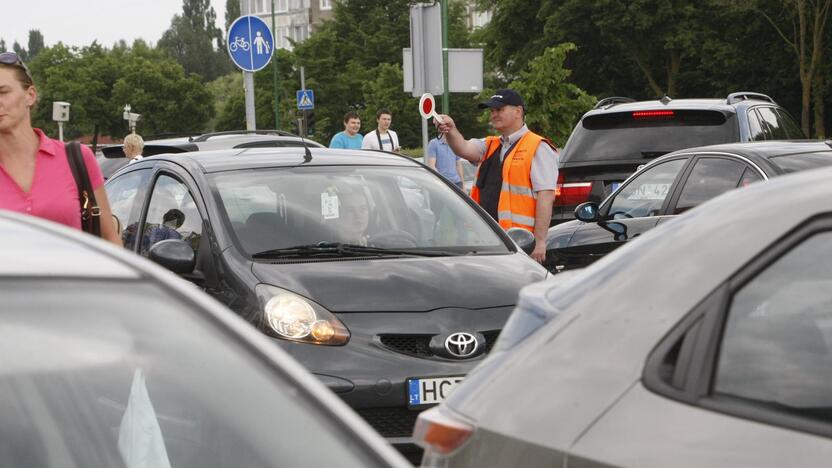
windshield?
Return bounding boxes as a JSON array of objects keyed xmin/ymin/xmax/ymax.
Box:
[
  {"xmin": 562, "ymin": 110, "xmax": 738, "ymax": 163},
  {"xmin": 210, "ymin": 166, "xmax": 508, "ymax": 257},
  {"xmin": 770, "ymin": 151, "xmax": 832, "ymax": 173}
]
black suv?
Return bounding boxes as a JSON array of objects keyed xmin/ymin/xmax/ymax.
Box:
[{"xmin": 552, "ymin": 92, "xmax": 804, "ymax": 224}]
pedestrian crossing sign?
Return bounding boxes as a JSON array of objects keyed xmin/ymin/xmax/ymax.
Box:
[{"xmin": 297, "ymin": 90, "xmax": 315, "ymax": 110}]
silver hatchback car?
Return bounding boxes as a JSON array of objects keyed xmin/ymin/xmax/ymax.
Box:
[{"xmin": 415, "ymin": 166, "xmax": 832, "ymax": 467}]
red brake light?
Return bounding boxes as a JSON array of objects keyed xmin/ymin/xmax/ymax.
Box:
[
  {"xmin": 554, "ymin": 172, "xmax": 592, "ymax": 206},
  {"xmin": 632, "ymin": 110, "xmax": 675, "ymax": 119},
  {"xmin": 413, "ymin": 408, "xmax": 474, "ymax": 456}
]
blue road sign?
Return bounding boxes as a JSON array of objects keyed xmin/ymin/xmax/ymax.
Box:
[
  {"xmin": 227, "ymin": 15, "xmax": 274, "ymax": 72},
  {"xmin": 297, "ymin": 89, "xmax": 315, "ymax": 110}
]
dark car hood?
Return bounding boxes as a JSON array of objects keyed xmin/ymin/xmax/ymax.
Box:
[{"xmin": 251, "ymin": 253, "xmax": 546, "ymax": 312}]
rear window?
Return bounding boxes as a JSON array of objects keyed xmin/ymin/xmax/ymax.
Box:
[
  {"xmin": 561, "ymin": 110, "xmax": 738, "ymax": 163},
  {"xmin": 769, "ymin": 151, "xmax": 832, "ymax": 173}
]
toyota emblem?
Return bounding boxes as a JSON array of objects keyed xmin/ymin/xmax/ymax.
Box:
[{"xmin": 444, "ymin": 332, "xmax": 478, "ymax": 358}]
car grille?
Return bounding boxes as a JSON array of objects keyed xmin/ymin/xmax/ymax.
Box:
[
  {"xmin": 378, "ymin": 330, "xmax": 501, "ymax": 358},
  {"xmin": 356, "ymin": 406, "xmax": 424, "ymax": 438}
]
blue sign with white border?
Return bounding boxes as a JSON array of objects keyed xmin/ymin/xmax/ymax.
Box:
[
  {"xmin": 297, "ymin": 89, "xmax": 315, "ymax": 110},
  {"xmin": 227, "ymin": 15, "xmax": 274, "ymax": 72}
]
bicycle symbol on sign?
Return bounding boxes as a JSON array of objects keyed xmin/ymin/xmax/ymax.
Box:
[{"xmin": 229, "ymin": 36, "xmax": 250, "ymax": 52}]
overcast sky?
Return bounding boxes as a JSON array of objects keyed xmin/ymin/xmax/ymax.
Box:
[{"xmin": 2, "ymin": 1, "xmax": 230, "ymax": 50}]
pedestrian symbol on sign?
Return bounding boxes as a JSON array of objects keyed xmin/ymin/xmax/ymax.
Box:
[
  {"xmin": 227, "ymin": 15, "xmax": 275, "ymax": 72},
  {"xmin": 297, "ymin": 89, "xmax": 315, "ymax": 110}
]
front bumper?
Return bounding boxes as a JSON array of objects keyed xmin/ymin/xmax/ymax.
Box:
[{"xmin": 273, "ymin": 306, "xmax": 513, "ymax": 446}]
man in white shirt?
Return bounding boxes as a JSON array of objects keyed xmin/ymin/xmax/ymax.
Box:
[
  {"xmin": 123, "ymin": 133, "xmax": 144, "ymax": 164},
  {"xmin": 362, "ymin": 108, "xmax": 400, "ymax": 152}
]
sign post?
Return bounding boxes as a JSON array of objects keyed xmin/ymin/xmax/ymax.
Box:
[{"xmin": 227, "ymin": 15, "xmax": 275, "ymax": 130}]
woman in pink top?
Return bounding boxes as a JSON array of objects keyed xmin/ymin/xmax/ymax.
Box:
[{"xmin": 0, "ymin": 52, "xmax": 120, "ymax": 245}]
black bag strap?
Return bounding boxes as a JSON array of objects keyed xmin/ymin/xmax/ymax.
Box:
[{"xmin": 65, "ymin": 142, "xmax": 101, "ymax": 237}]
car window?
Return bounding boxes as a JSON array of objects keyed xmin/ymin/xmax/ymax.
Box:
[
  {"xmin": 561, "ymin": 110, "xmax": 738, "ymax": 163},
  {"xmin": 0, "ymin": 280, "xmax": 381, "ymax": 468},
  {"xmin": 139, "ymin": 175, "xmax": 203, "ymax": 257},
  {"xmin": 776, "ymin": 108, "xmax": 805, "ymax": 139},
  {"xmin": 606, "ymin": 159, "xmax": 686, "ymax": 219},
  {"xmin": 739, "ymin": 167, "xmax": 764, "ymax": 186},
  {"xmin": 105, "ymin": 170, "xmax": 149, "ymax": 249},
  {"xmin": 756, "ymin": 106, "xmax": 790, "ymax": 140},
  {"xmin": 211, "ymin": 166, "xmax": 507, "ymax": 255},
  {"xmin": 747, "ymin": 109, "xmax": 766, "ymax": 141},
  {"xmin": 673, "ymin": 157, "xmax": 749, "ymax": 214},
  {"xmin": 714, "ymin": 231, "xmax": 832, "ymax": 423}
]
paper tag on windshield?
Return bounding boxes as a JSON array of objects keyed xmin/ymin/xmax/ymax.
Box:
[{"xmin": 321, "ymin": 192, "xmax": 339, "ymax": 219}]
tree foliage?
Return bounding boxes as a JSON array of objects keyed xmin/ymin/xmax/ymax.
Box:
[
  {"xmin": 158, "ymin": 0, "xmax": 232, "ymax": 82},
  {"xmin": 28, "ymin": 42, "xmax": 213, "ymax": 142},
  {"xmin": 509, "ymin": 43, "xmax": 595, "ymax": 147}
]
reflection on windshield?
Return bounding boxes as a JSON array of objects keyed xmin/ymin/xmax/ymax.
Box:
[{"xmin": 211, "ymin": 166, "xmax": 507, "ymax": 257}]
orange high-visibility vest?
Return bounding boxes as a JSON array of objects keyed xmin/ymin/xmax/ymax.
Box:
[{"xmin": 470, "ymin": 131, "xmax": 555, "ymax": 232}]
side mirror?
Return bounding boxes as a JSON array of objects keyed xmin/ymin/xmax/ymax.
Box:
[
  {"xmin": 574, "ymin": 202, "xmax": 600, "ymax": 222},
  {"xmin": 148, "ymin": 239, "xmax": 196, "ymax": 274},
  {"xmin": 506, "ymin": 227, "xmax": 535, "ymax": 254}
]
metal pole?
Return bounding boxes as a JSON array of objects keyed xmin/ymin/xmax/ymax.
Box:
[
  {"xmin": 272, "ymin": 0, "xmax": 279, "ymax": 129},
  {"xmin": 244, "ymin": 71, "xmax": 257, "ymax": 130},
  {"xmin": 422, "ymin": 117, "xmax": 428, "ymax": 158},
  {"xmin": 58, "ymin": 122, "xmax": 64, "ymax": 142},
  {"xmin": 300, "ymin": 66, "xmax": 307, "ymax": 137},
  {"xmin": 242, "ymin": 0, "xmax": 256, "ymax": 130},
  {"xmin": 441, "ymin": 0, "xmax": 449, "ymax": 114}
]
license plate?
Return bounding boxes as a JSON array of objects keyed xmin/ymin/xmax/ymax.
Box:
[{"xmin": 407, "ymin": 376, "xmax": 465, "ymax": 407}]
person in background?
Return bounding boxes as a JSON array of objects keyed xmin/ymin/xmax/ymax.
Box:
[
  {"xmin": 362, "ymin": 109, "xmax": 400, "ymax": 152},
  {"xmin": 0, "ymin": 51, "xmax": 121, "ymax": 245},
  {"xmin": 329, "ymin": 111, "xmax": 363, "ymax": 149},
  {"xmin": 434, "ymin": 88, "xmax": 558, "ymax": 263},
  {"xmin": 123, "ymin": 133, "xmax": 144, "ymax": 164},
  {"xmin": 426, "ymin": 132, "xmax": 465, "ymax": 191}
]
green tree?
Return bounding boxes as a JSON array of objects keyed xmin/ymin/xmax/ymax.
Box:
[
  {"xmin": 225, "ymin": 0, "xmax": 241, "ymax": 33},
  {"xmin": 27, "ymin": 30, "xmax": 45, "ymax": 60},
  {"xmin": 158, "ymin": 0, "xmax": 231, "ymax": 82},
  {"xmin": 509, "ymin": 43, "xmax": 595, "ymax": 147}
]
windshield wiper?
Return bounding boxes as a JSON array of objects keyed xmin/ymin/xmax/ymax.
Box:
[{"xmin": 251, "ymin": 242, "xmax": 460, "ymax": 259}]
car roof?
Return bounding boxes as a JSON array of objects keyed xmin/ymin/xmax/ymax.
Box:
[
  {"xmin": 141, "ymin": 147, "xmax": 422, "ymax": 173},
  {"xmin": 585, "ymin": 97, "xmax": 767, "ymax": 115},
  {"xmin": 0, "ymin": 212, "xmax": 139, "ymax": 278},
  {"xmin": 658, "ymin": 140, "xmax": 832, "ymax": 162},
  {"xmin": 100, "ymin": 131, "xmax": 322, "ymax": 158}
]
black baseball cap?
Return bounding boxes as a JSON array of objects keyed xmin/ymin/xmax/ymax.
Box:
[{"xmin": 478, "ymin": 89, "xmax": 525, "ymax": 110}]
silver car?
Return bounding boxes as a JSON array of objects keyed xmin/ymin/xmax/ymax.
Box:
[
  {"xmin": 415, "ymin": 165, "xmax": 832, "ymax": 467},
  {"xmin": 0, "ymin": 211, "xmax": 409, "ymax": 468}
]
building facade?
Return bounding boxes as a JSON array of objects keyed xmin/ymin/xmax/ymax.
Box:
[{"xmin": 243, "ymin": 0, "xmax": 334, "ymax": 51}]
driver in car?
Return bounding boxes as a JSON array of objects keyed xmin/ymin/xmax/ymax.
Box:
[{"xmin": 334, "ymin": 187, "xmax": 370, "ymax": 246}]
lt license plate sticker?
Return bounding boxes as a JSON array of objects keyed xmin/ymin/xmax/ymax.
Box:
[
  {"xmin": 407, "ymin": 376, "xmax": 465, "ymax": 407},
  {"xmin": 610, "ymin": 181, "xmax": 621, "ymax": 193}
]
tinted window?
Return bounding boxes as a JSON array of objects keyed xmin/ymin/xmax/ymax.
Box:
[
  {"xmin": 673, "ymin": 158, "xmax": 749, "ymax": 214},
  {"xmin": 776, "ymin": 108, "xmax": 805, "ymax": 138},
  {"xmin": 714, "ymin": 231, "xmax": 832, "ymax": 422},
  {"xmin": 212, "ymin": 166, "xmax": 506, "ymax": 255},
  {"xmin": 562, "ymin": 110, "xmax": 737, "ymax": 163},
  {"xmin": 0, "ymin": 280, "xmax": 380, "ymax": 468},
  {"xmin": 769, "ymin": 151, "xmax": 832, "ymax": 173},
  {"xmin": 106, "ymin": 170, "xmax": 149, "ymax": 249},
  {"xmin": 756, "ymin": 106, "xmax": 790, "ymax": 139},
  {"xmin": 607, "ymin": 159, "xmax": 686, "ymax": 219},
  {"xmin": 139, "ymin": 175, "xmax": 202, "ymax": 257}
]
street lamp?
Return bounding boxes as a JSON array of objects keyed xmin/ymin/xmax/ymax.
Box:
[{"xmin": 123, "ymin": 104, "xmax": 141, "ymax": 134}]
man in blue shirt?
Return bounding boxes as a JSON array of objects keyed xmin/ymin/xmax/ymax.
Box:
[
  {"xmin": 329, "ymin": 111, "xmax": 363, "ymax": 149},
  {"xmin": 426, "ymin": 133, "xmax": 465, "ymax": 190}
]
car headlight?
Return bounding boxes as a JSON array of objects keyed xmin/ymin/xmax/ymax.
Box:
[{"xmin": 255, "ymin": 285, "xmax": 350, "ymax": 345}]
